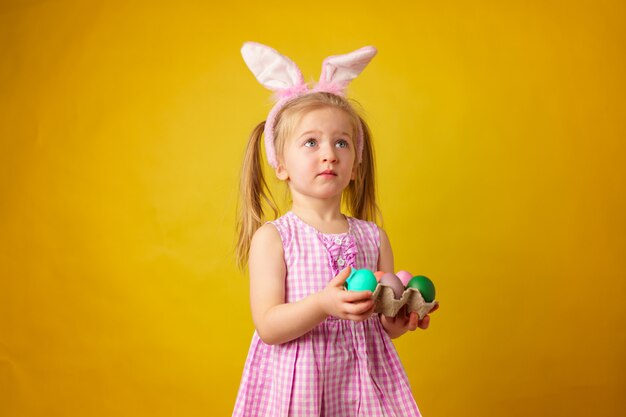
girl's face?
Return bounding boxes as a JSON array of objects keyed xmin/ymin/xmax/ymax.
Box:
[{"xmin": 276, "ymin": 107, "xmax": 357, "ymax": 202}]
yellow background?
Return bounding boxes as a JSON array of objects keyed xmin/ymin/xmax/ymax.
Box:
[{"xmin": 1, "ymin": 0, "xmax": 624, "ymax": 416}]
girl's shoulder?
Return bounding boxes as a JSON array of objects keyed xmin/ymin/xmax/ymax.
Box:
[
  {"xmin": 251, "ymin": 222, "xmax": 283, "ymax": 248},
  {"xmin": 347, "ymin": 215, "xmax": 378, "ymax": 227},
  {"xmin": 264, "ymin": 212, "xmax": 301, "ymax": 247},
  {"xmin": 249, "ymin": 222, "xmax": 285, "ymax": 265},
  {"xmin": 346, "ymin": 216, "xmax": 382, "ymax": 248},
  {"xmin": 269, "ymin": 211, "xmax": 295, "ymax": 227},
  {"xmin": 347, "ymin": 215, "xmax": 380, "ymax": 233}
]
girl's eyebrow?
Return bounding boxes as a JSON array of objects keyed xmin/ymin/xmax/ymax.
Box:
[
  {"xmin": 299, "ymin": 130, "xmax": 321, "ymax": 137},
  {"xmin": 298, "ymin": 130, "xmax": 352, "ymax": 138}
]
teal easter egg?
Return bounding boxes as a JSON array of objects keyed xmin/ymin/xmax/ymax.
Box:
[
  {"xmin": 345, "ymin": 269, "xmax": 378, "ymax": 292},
  {"xmin": 406, "ymin": 275, "xmax": 436, "ymax": 302}
]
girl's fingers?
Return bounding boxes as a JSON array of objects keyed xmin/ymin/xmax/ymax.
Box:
[
  {"xmin": 329, "ymin": 266, "xmax": 352, "ymax": 287},
  {"xmin": 343, "ymin": 300, "xmax": 375, "ymax": 319},
  {"xmin": 346, "ymin": 308, "xmax": 375, "ymax": 322},
  {"xmin": 341, "ymin": 290, "xmax": 373, "ymax": 303},
  {"xmin": 406, "ymin": 312, "xmax": 419, "ymax": 331},
  {"xmin": 346, "ymin": 299, "xmax": 375, "ymax": 315},
  {"xmin": 341, "ymin": 302, "xmax": 436, "ymax": 327}
]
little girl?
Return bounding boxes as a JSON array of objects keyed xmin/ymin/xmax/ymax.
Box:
[{"xmin": 233, "ymin": 42, "xmax": 436, "ymax": 417}]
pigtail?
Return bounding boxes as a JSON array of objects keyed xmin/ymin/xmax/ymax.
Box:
[
  {"xmin": 235, "ymin": 121, "xmax": 279, "ymax": 270},
  {"xmin": 345, "ymin": 117, "xmax": 382, "ymax": 225}
]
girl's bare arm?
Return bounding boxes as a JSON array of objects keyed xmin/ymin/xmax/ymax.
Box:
[{"xmin": 249, "ymin": 223, "xmax": 375, "ymax": 345}]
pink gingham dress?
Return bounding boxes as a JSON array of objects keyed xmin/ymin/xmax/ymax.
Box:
[{"xmin": 233, "ymin": 211, "xmax": 421, "ymax": 417}]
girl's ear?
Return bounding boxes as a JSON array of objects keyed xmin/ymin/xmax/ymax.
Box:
[{"xmin": 275, "ymin": 163, "xmax": 289, "ymax": 181}]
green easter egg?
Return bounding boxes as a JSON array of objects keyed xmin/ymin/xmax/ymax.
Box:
[
  {"xmin": 345, "ymin": 269, "xmax": 378, "ymax": 292},
  {"xmin": 406, "ymin": 275, "xmax": 436, "ymax": 302}
]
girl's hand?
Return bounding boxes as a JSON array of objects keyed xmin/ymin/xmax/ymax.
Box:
[
  {"xmin": 380, "ymin": 303, "xmax": 440, "ymax": 339},
  {"xmin": 317, "ymin": 267, "xmax": 376, "ymax": 322}
]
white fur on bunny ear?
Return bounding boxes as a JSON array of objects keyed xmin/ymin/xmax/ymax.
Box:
[
  {"xmin": 317, "ymin": 46, "xmax": 378, "ymax": 92},
  {"xmin": 241, "ymin": 42, "xmax": 305, "ymax": 92}
]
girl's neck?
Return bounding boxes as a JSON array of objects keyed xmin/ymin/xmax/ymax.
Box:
[{"xmin": 291, "ymin": 201, "xmax": 349, "ymax": 234}]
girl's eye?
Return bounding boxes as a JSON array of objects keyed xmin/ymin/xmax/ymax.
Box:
[
  {"xmin": 304, "ymin": 139, "xmax": 317, "ymax": 147},
  {"xmin": 336, "ymin": 139, "xmax": 349, "ymax": 148}
]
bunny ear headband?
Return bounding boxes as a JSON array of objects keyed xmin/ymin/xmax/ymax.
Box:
[{"xmin": 241, "ymin": 41, "xmax": 378, "ymax": 168}]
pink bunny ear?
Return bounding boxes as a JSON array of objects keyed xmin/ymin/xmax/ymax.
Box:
[
  {"xmin": 240, "ymin": 42, "xmax": 377, "ymax": 168},
  {"xmin": 241, "ymin": 42, "xmax": 306, "ymax": 93},
  {"xmin": 316, "ymin": 46, "xmax": 378, "ymax": 94}
]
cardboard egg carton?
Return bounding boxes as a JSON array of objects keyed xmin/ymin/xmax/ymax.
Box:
[{"xmin": 372, "ymin": 285, "xmax": 438, "ymax": 319}]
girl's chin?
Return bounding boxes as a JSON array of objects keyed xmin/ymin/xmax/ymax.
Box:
[{"xmin": 289, "ymin": 189, "xmax": 345, "ymax": 202}]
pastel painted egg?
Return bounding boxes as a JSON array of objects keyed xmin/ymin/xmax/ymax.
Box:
[
  {"xmin": 345, "ymin": 269, "xmax": 378, "ymax": 292},
  {"xmin": 374, "ymin": 271, "xmax": 385, "ymax": 281},
  {"xmin": 379, "ymin": 273, "xmax": 405, "ymax": 299},
  {"xmin": 396, "ymin": 270, "xmax": 413, "ymax": 286},
  {"xmin": 406, "ymin": 275, "xmax": 436, "ymax": 302}
]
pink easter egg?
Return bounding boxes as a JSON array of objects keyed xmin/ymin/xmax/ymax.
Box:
[{"xmin": 396, "ymin": 270, "xmax": 413, "ymax": 286}]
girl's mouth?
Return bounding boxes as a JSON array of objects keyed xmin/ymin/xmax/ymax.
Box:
[{"xmin": 318, "ymin": 170, "xmax": 337, "ymax": 177}]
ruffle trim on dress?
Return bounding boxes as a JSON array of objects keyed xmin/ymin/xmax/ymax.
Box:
[{"xmin": 318, "ymin": 232, "xmax": 358, "ymax": 276}]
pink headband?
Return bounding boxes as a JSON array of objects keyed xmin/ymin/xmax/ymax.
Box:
[{"xmin": 241, "ymin": 42, "xmax": 377, "ymax": 168}]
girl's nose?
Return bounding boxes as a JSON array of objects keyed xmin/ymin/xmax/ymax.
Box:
[{"xmin": 321, "ymin": 144, "xmax": 338, "ymax": 163}]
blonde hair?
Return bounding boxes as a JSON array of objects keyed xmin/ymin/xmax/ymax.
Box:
[{"xmin": 235, "ymin": 92, "xmax": 380, "ymax": 269}]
